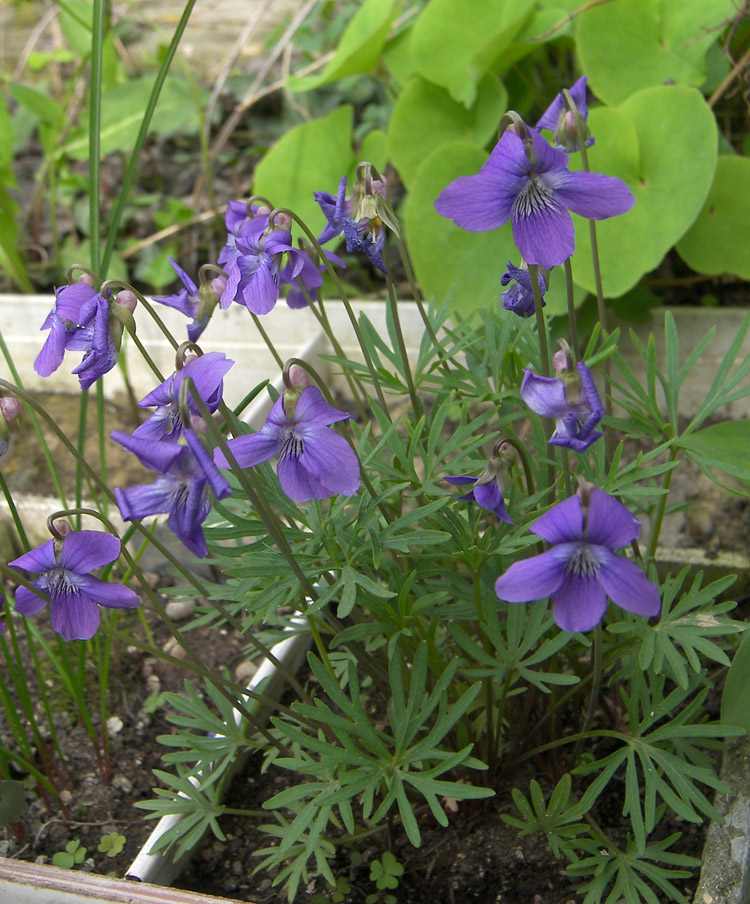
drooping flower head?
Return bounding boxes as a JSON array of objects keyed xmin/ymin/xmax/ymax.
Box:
[
  {"xmin": 153, "ymin": 258, "xmax": 223, "ymax": 342},
  {"xmin": 112, "ymin": 428, "xmax": 231, "ymax": 558},
  {"xmin": 446, "ymin": 440, "xmax": 515, "ymax": 524},
  {"xmin": 314, "ymin": 164, "xmax": 396, "ymax": 274},
  {"xmin": 218, "ymin": 203, "xmax": 305, "ymax": 315},
  {"xmin": 9, "ymin": 523, "xmax": 140, "ymax": 641},
  {"xmin": 500, "ymin": 261, "xmax": 548, "ymax": 318},
  {"xmin": 495, "ymin": 485, "xmax": 661, "ymax": 632},
  {"xmin": 34, "ymin": 276, "xmax": 133, "ymax": 390},
  {"xmin": 214, "ymin": 384, "xmax": 360, "ymax": 503},
  {"xmin": 536, "ymin": 75, "xmax": 593, "ymax": 153},
  {"xmin": 434, "ymin": 118, "xmax": 634, "ymax": 269},
  {"xmin": 133, "ymin": 350, "xmax": 234, "ymax": 443},
  {"xmin": 521, "ymin": 344, "xmax": 603, "ymax": 453}
]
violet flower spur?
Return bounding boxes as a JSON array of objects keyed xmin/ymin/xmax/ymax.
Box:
[
  {"xmin": 133, "ymin": 351, "xmax": 234, "ymax": 442},
  {"xmin": 434, "ymin": 125, "xmax": 634, "ymax": 269},
  {"xmin": 495, "ymin": 487, "xmax": 661, "ymax": 632},
  {"xmin": 213, "ymin": 386, "xmax": 360, "ymax": 503},
  {"xmin": 9, "ymin": 530, "xmax": 140, "ymax": 641},
  {"xmin": 500, "ymin": 261, "xmax": 548, "ymax": 318},
  {"xmin": 112, "ymin": 428, "xmax": 231, "ymax": 558},
  {"xmin": 521, "ymin": 360, "xmax": 603, "ymax": 453},
  {"xmin": 153, "ymin": 258, "xmax": 217, "ymax": 342}
]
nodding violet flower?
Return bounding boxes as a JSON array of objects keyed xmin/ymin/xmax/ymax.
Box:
[
  {"xmin": 9, "ymin": 528, "xmax": 140, "ymax": 641},
  {"xmin": 112, "ymin": 429, "xmax": 231, "ymax": 558},
  {"xmin": 314, "ymin": 167, "xmax": 394, "ymax": 274},
  {"xmin": 218, "ymin": 203, "xmax": 304, "ymax": 315},
  {"xmin": 446, "ymin": 441, "xmax": 514, "ymax": 524},
  {"xmin": 434, "ymin": 122, "xmax": 634, "ymax": 269},
  {"xmin": 501, "ymin": 261, "xmax": 548, "ymax": 318},
  {"xmin": 133, "ymin": 351, "xmax": 234, "ymax": 442},
  {"xmin": 536, "ymin": 75, "xmax": 593, "ymax": 152},
  {"xmin": 35, "ymin": 280, "xmax": 131, "ymax": 390},
  {"xmin": 495, "ymin": 486, "xmax": 661, "ymax": 632},
  {"xmin": 153, "ymin": 258, "xmax": 223, "ymax": 342},
  {"xmin": 521, "ymin": 355, "xmax": 603, "ymax": 453},
  {"xmin": 214, "ymin": 386, "xmax": 360, "ymax": 503}
]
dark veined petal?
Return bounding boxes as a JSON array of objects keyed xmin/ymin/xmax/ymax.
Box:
[
  {"xmin": 278, "ymin": 429, "xmax": 360, "ymax": 502},
  {"xmin": 551, "ymin": 571, "xmax": 608, "ymax": 632},
  {"xmin": 554, "ymin": 170, "xmax": 635, "ymax": 221},
  {"xmin": 75, "ymin": 574, "xmax": 140, "ymax": 609},
  {"xmin": 584, "ymin": 488, "xmax": 642, "ymax": 549},
  {"xmin": 9, "ymin": 539, "xmax": 57, "ymax": 574},
  {"xmin": 58, "ymin": 531, "xmax": 121, "ymax": 574},
  {"xmin": 597, "ymin": 548, "xmax": 661, "ymax": 617},
  {"xmin": 521, "ymin": 370, "xmax": 570, "ymax": 419},
  {"xmin": 13, "ymin": 583, "xmax": 48, "ymax": 616},
  {"xmin": 511, "ymin": 189, "xmax": 575, "ymax": 268},
  {"xmin": 49, "ymin": 586, "xmax": 101, "ymax": 641},
  {"xmin": 241, "ymin": 260, "xmax": 279, "ymax": 315},
  {"xmin": 495, "ymin": 545, "xmax": 571, "ymax": 602},
  {"xmin": 531, "ymin": 495, "xmax": 584, "ymax": 544}
]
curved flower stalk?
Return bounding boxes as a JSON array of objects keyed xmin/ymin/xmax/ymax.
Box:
[
  {"xmin": 112, "ymin": 428, "xmax": 231, "ymax": 558},
  {"xmin": 214, "ymin": 385, "xmax": 360, "ymax": 503},
  {"xmin": 521, "ymin": 357, "xmax": 603, "ymax": 453},
  {"xmin": 495, "ymin": 487, "xmax": 660, "ymax": 632},
  {"xmin": 9, "ymin": 526, "xmax": 140, "ymax": 641},
  {"xmin": 434, "ymin": 122, "xmax": 634, "ymax": 269},
  {"xmin": 133, "ymin": 351, "xmax": 234, "ymax": 442}
]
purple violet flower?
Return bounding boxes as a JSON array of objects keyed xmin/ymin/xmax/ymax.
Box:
[
  {"xmin": 445, "ymin": 475, "xmax": 512, "ymax": 524},
  {"xmin": 434, "ymin": 125, "xmax": 634, "ymax": 269},
  {"xmin": 536, "ymin": 75, "xmax": 593, "ymax": 152},
  {"xmin": 218, "ymin": 206, "xmax": 303, "ymax": 315},
  {"xmin": 112, "ymin": 428, "xmax": 231, "ymax": 558},
  {"xmin": 314, "ymin": 176, "xmax": 387, "ymax": 273},
  {"xmin": 214, "ymin": 386, "xmax": 360, "ymax": 503},
  {"xmin": 495, "ymin": 487, "xmax": 661, "ymax": 632},
  {"xmin": 153, "ymin": 258, "xmax": 218, "ymax": 342},
  {"xmin": 500, "ymin": 261, "xmax": 548, "ymax": 318},
  {"xmin": 133, "ymin": 352, "xmax": 234, "ymax": 443},
  {"xmin": 279, "ymin": 249, "xmax": 345, "ymax": 309},
  {"xmin": 521, "ymin": 360, "xmax": 603, "ymax": 453},
  {"xmin": 9, "ymin": 531, "xmax": 140, "ymax": 641}
]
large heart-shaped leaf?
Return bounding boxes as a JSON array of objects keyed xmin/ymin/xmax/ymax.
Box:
[
  {"xmin": 253, "ymin": 106, "xmax": 355, "ymax": 237},
  {"xmin": 676, "ymin": 155, "xmax": 750, "ymax": 280},
  {"xmin": 287, "ymin": 0, "xmax": 400, "ymax": 92},
  {"xmin": 387, "ymin": 73, "xmax": 507, "ymax": 187},
  {"xmin": 569, "ymin": 86, "xmax": 717, "ymax": 297},
  {"xmin": 409, "ymin": 0, "xmax": 534, "ymax": 107},
  {"xmin": 577, "ymin": 0, "xmax": 737, "ymax": 106}
]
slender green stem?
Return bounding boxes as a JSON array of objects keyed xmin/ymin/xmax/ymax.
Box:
[
  {"xmin": 89, "ymin": 0, "xmax": 105, "ymax": 275},
  {"xmin": 0, "ymin": 470, "xmax": 30, "ymax": 550},
  {"xmin": 529, "ymin": 264, "xmax": 551, "ymax": 376},
  {"xmin": 569, "ymin": 624, "xmax": 603, "ymax": 766},
  {"xmin": 96, "ymin": 381, "xmax": 108, "ymax": 517},
  {"xmin": 563, "ymin": 258, "xmax": 580, "ymax": 360},
  {"xmin": 75, "ymin": 391, "xmax": 89, "ymax": 530},
  {"xmin": 386, "ymin": 274, "xmax": 422, "ymax": 420},
  {"xmin": 646, "ymin": 447, "xmax": 679, "ymax": 559},
  {"xmin": 250, "ymin": 312, "xmax": 285, "ymax": 370},
  {"xmin": 100, "ymin": 0, "xmax": 199, "ymax": 278}
]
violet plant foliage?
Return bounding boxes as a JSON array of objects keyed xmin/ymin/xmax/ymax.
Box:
[{"xmin": 2, "ymin": 59, "xmax": 747, "ymax": 904}]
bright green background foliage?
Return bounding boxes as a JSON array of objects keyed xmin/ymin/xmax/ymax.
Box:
[{"xmin": 253, "ymin": 0, "xmax": 748, "ymax": 316}]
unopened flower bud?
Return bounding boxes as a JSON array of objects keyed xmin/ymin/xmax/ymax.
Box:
[
  {"xmin": 1, "ymin": 397, "xmax": 21, "ymax": 424},
  {"xmin": 287, "ymin": 365, "xmax": 309, "ymax": 389},
  {"xmin": 208, "ymin": 276, "xmax": 226, "ymax": 303},
  {"xmin": 273, "ymin": 211, "xmax": 292, "ymax": 231},
  {"xmin": 54, "ymin": 519, "xmax": 72, "ymax": 538},
  {"xmin": 78, "ymin": 273, "xmax": 95, "ymax": 288},
  {"xmin": 115, "ymin": 289, "xmax": 137, "ymax": 313}
]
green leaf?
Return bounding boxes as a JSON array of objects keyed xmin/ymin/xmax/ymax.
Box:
[
  {"xmin": 62, "ymin": 76, "xmax": 203, "ymax": 159},
  {"xmin": 675, "ymin": 420, "xmax": 750, "ymax": 482},
  {"xmin": 409, "ymin": 0, "xmax": 535, "ymax": 106},
  {"xmin": 9, "ymin": 84, "xmax": 64, "ymax": 129},
  {"xmin": 570, "ymin": 86, "xmax": 717, "ymax": 297},
  {"xmin": 288, "ymin": 0, "xmax": 400, "ymax": 92},
  {"xmin": 253, "ymin": 106, "xmax": 355, "ymax": 237},
  {"xmin": 0, "ymin": 781, "xmax": 28, "ymax": 827},
  {"xmin": 722, "ymin": 631, "xmax": 750, "ymax": 732},
  {"xmin": 577, "ymin": 0, "xmax": 737, "ymax": 105},
  {"xmin": 360, "ymin": 128, "xmax": 388, "ymax": 173},
  {"xmin": 388, "ymin": 73, "xmax": 507, "ymax": 187},
  {"xmin": 677, "ymin": 155, "xmax": 750, "ymax": 279}
]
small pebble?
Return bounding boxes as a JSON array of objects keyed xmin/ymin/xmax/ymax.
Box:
[
  {"xmin": 112, "ymin": 774, "xmax": 132, "ymax": 794},
  {"xmin": 142, "ymin": 571, "xmax": 160, "ymax": 590},
  {"xmin": 162, "ymin": 637, "xmax": 188, "ymax": 659},
  {"xmin": 106, "ymin": 716, "xmax": 124, "ymax": 737},
  {"xmin": 165, "ymin": 599, "xmax": 197, "ymax": 620},
  {"xmin": 234, "ymin": 660, "xmax": 258, "ymax": 684}
]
